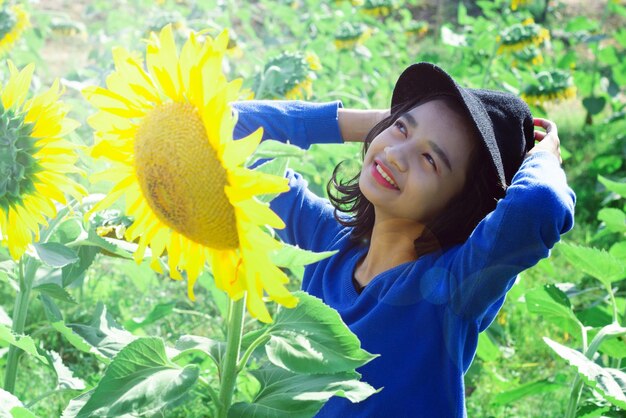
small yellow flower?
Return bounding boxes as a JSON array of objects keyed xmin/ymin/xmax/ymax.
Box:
[
  {"xmin": 0, "ymin": 61, "xmax": 86, "ymax": 259},
  {"xmin": 84, "ymin": 26, "xmax": 297, "ymax": 322},
  {"xmin": 511, "ymin": 0, "xmax": 532, "ymax": 10},
  {"xmin": 0, "ymin": 3, "xmax": 29, "ymax": 56}
]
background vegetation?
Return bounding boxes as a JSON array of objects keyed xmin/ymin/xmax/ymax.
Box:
[{"xmin": 0, "ymin": 0, "xmax": 625, "ymax": 416}]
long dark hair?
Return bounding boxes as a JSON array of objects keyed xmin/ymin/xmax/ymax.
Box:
[{"xmin": 326, "ymin": 95, "xmax": 505, "ymax": 257}]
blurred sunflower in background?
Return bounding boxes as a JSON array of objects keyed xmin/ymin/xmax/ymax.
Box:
[
  {"xmin": 252, "ymin": 51, "xmax": 322, "ymax": 100},
  {"xmin": 0, "ymin": 1, "xmax": 29, "ymax": 56},
  {"xmin": 497, "ymin": 19, "xmax": 549, "ymax": 55},
  {"xmin": 334, "ymin": 21, "xmax": 372, "ymax": 50},
  {"xmin": 84, "ymin": 25, "xmax": 297, "ymax": 322},
  {"xmin": 521, "ymin": 69, "xmax": 576, "ymax": 106},
  {"xmin": 0, "ymin": 61, "xmax": 86, "ymax": 260},
  {"xmin": 361, "ymin": 0, "xmax": 395, "ymax": 17}
]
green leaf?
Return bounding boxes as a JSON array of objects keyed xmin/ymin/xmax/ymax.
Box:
[
  {"xmin": 173, "ymin": 335, "xmax": 225, "ymax": 367},
  {"xmin": 40, "ymin": 295, "xmax": 107, "ymax": 361},
  {"xmin": 559, "ymin": 243, "xmax": 626, "ymax": 287},
  {"xmin": 124, "ymin": 302, "xmax": 175, "ymax": 332},
  {"xmin": 33, "ymin": 242, "xmax": 79, "ymax": 268},
  {"xmin": 248, "ymin": 139, "xmax": 305, "ymax": 166},
  {"xmin": 475, "ymin": 332, "xmax": 501, "ymax": 362},
  {"xmin": 544, "ymin": 337, "xmax": 626, "ymax": 409},
  {"xmin": 582, "ymin": 96, "xmax": 607, "ymax": 116},
  {"xmin": 264, "ymin": 291, "xmax": 377, "ymax": 374},
  {"xmin": 491, "ymin": 379, "xmax": 563, "ymax": 406},
  {"xmin": 45, "ymin": 350, "xmax": 86, "ymax": 390},
  {"xmin": 62, "ymin": 245, "xmax": 99, "ymax": 287},
  {"xmin": 33, "ymin": 283, "xmax": 77, "ymax": 304},
  {"xmin": 599, "ymin": 176, "xmax": 626, "ymax": 198},
  {"xmin": 0, "ymin": 388, "xmax": 40, "ymax": 417},
  {"xmin": 68, "ymin": 302, "xmax": 137, "ymax": 359},
  {"xmin": 525, "ymin": 284, "xmax": 581, "ymax": 337},
  {"xmin": 271, "ymin": 244, "xmax": 336, "ymax": 279},
  {"xmin": 0, "ymin": 324, "xmax": 47, "ymax": 363},
  {"xmin": 74, "ymin": 338, "xmax": 199, "ymax": 418},
  {"xmin": 229, "ymin": 366, "xmax": 378, "ymax": 418},
  {"xmin": 598, "ymin": 208, "xmax": 626, "ymax": 233}
]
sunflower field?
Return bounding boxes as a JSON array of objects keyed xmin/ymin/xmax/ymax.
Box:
[{"xmin": 0, "ymin": 0, "xmax": 625, "ymax": 416}]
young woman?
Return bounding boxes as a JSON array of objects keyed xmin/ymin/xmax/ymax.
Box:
[{"xmin": 231, "ymin": 62, "xmax": 575, "ymax": 417}]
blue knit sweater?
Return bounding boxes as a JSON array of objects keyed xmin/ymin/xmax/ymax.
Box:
[{"xmin": 232, "ymin": 100, "xmax": 576, "ymax": 417}]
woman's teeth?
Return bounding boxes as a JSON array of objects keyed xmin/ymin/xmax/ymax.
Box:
[{"xmin": 376, "ymin": 163, "xmax": 398, "ymax": 188}]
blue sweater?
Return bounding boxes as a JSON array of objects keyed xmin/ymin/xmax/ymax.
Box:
[{"xmin": 232, "ymin": 100, "xmax": 576, "ymax": 418}]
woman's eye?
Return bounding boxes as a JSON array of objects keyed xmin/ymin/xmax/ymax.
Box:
[
  {"xmin": 423, "ymin": 153, "xmax": 437, "ymax": 170},
  {"xmin": 394, "ymin": 120, "xmax": 407, "ymax": 136}
]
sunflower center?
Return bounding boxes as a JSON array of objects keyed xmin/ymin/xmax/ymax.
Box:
[
  {"xmin": 134, "ymin": 101, "xmax": 239, "ymax": 250},
  {"xmin": 0, "ymin": 103, "xmax": 40, "ymax": 211},
  {"xmin": 0, "ymin": 8, "xmax": 17, "ymax": 40}
]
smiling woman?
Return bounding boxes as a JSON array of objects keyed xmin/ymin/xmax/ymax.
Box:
[{"xmin": 231, "ymin": 61, "xmax": 575, "ymax": 417}]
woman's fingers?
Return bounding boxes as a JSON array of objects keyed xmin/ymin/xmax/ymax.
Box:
[{"xmin": 533, "ymin": 117, "xmax": 558, "ymax": 138}]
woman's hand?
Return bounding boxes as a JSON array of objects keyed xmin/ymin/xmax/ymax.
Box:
[
  {"xmin": 528, "ymin": 117, "xmax": 562, "ymax": 164},
  {"xmin": 338, "ymin": 108, "xmax": 390, "ymax": 142}
]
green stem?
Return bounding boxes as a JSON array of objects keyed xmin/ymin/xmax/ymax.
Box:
[
  {"xmin": 4, "ymin": 257, "xmax": 39, "ymax": 394},
  {"xmin": 237, "ymin": 332, "xmax": 270, "ymax": 372},
  {"xmin": 481, "ymin": 41, "xmax": 499, "ymax": 89},
  {"xmin": 217, "ymin": 296, "xmax": 246, "ymax": 418}
]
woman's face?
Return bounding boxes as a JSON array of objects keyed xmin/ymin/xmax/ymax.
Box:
[{"xmin": 359, "ymin": 99, "xmax": 476, "ymax": 228}]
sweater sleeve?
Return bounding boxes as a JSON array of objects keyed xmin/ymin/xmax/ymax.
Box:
[
  {"xmin": 443, "ymin": 152, "xmax": 576, "ymax": 324},
  {"xmin": 231, "ymin": 100, "xmax": 346, "ymax": 251},
  {"xmin": 231, "ymin": 100, "xmax": 343, "ymax": 147}
]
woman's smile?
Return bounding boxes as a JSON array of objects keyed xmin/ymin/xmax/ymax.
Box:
[{"xmin": 371, "ymin": 160, "xmax": 399, "ymax": 190}]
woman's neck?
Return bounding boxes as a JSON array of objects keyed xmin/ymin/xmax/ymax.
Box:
[{"xmin": 354, "ymin": 219, "xmax": 424, "ymax": 288}]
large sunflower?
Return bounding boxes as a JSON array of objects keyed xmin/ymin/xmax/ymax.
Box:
[
  {"xmin": 84, "ymin": 25, "xmax": 297, "ymax": 323},
  {"xmin": 0, "ymin": 1, "xmax": 29, "ymax": 57},
  {"xmin": 0, "ymin": 61, "xmax": 86, "ymax": 259}
]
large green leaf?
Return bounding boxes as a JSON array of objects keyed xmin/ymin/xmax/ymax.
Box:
[
  {"xmin": 544, "ymin": 337, "xmax": 626, "ymax": 409},
  {"xmin": 0, "ymin": 324, "xmax": 47, "ymax": 363},
  {"xmin": 264, "ymin": 291, "xmax": 377, "ymax": 374},
  {"xmin": 73, "ymin": 337, "xmax": 199, "ymax": 418},
  {"xmin": 228, "ymin": 366, "xmax": 378, "ymax": 418},
  {"xmin": 0, "ymin": 388, "xmax": 40, "ymax": 418},
  {"xmin": 525, "ymin": 285, "xmax": 582, "ymax": 337},
  {"xmin": 558, "ymin": 243, "xmax": 626, "ymax": 288},
  {"xmin": 68, "ymin": 302, "xmax": 137, "ymax": 359}
]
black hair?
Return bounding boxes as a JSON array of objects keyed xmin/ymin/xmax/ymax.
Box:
[{"xmin": 326, "ymin": 95, "xmax": 505, "ymax": 258}]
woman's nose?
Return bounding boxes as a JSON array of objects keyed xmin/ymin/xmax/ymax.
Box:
[{"xmin": 384, "ymin": 146, "xmax": 407, "ymax": 172}]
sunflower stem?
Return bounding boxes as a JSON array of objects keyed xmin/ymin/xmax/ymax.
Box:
[
  {"xmin": 4, "ymin": 256, "xmax": 39, "ymax": 394},
  {"xmin": 217, "ymin": 295, "xmax": 246, "ymax": 418}
]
